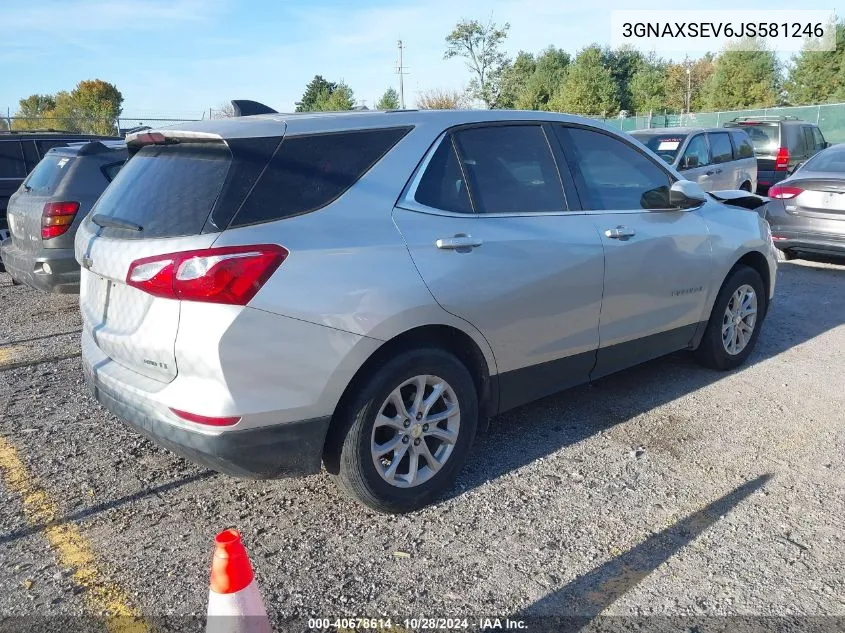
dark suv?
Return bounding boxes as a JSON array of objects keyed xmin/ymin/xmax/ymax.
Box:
[
  {"xmin": 0, "ymin": 130, "xmax": 120, "ymax": 243},
  {"xmin": 1, "ymin": 140, "xmax": 126, "ymax": 293},
  {"xmin": 723, "ymin": 116, "xmax": 829, "ymax": 194}
]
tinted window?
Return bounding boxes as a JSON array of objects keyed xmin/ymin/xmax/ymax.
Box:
[
  {"xmin": 557, "ymin": 126, "xmax": 672, "ymax": 211},
  {"xmin": 679, "ymin": 135, "xmax": 710, "ymax": 169},
  {"xmin": 812, "ymin": 127, "xmax": 826, "ymax": 149},
  {"xmin": 0, "ymin": 141, "xmax": 26, "ymax": 178},
  {"xmin": 786, "ymin": 125, "xmax": 806, "ymax": 154},
  {"xmin": 414, "ymin": 136, "xmax": 472, "ymax": 213},
  {"xmin": 709, "ymin": 132, "xmax": 733, "ymax": 164},
  {"xmin": 630, "ymin": 133, "xmax": 687, "ymax": 163},
  {"xmin": 92, "ymin": 143, "xmax": 231, "ymax": 239},
  {"xmin": 803, "ymin": 127, "xmax": 816, "ymax": 154},
  {"xmin": 101, "ymin": 161, "xmax": 123, "ymax": 182},
  {"xmin": 731, "ymin": 123, "xmax": 778, "ymax": 154},
  {"xmin": 731, "ymin": 131, "xmax": 754, "ymax": 158},
  {"xmin": 233, "ymin": 127, "xmax": 411, "ymax": 226},
  {"xmin": 452, "ymin": 125, "xmax": 565, "ymax": 214},
  {"xmin": 23, "ymin": 155, "xmax": 74, "ymax": 193},
  {"xmin": 801, "ymin": 148, "xmax": 845, "ymax": 173}
]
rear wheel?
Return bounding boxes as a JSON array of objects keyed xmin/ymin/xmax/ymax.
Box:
[
  {"xmin": 777, "ymin": 248, "xmax": 796, "ymax": 262},
  {"xmin": 334, "ymin": 348, "xmax": 477, "ymax": 513},
  {"xmin": 695, "ymin": 265, "xmax": 766, "ymax": 370}
]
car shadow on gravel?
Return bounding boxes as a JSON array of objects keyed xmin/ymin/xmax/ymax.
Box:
[
  {"xmin": 450, "ymin": 260, "xmax": 845, "ymax": 497},
  {"xmin": 0, "ymin": 470, "xmax": 215, "ymax": 546},
  {"xmin": 515, "ymin": 474, "xmax": 772, "ymax": 622}
]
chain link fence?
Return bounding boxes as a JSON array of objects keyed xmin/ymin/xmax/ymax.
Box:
[{"xmin": 600, "ymin": 103, "xmax": 845, "ymax": 144}]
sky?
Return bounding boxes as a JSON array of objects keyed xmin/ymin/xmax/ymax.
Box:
[{"xmin": 0, "ymin": 0, "xmax": 826, "ymax": 121}]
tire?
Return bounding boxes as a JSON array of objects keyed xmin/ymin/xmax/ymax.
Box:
[
  {"xmin": 695, "ymin": 265, "xmax": 766, "ymax": 371},
  {"xmin": 333, "ymin": 348, "xmax": 478, "ymax": 513}
]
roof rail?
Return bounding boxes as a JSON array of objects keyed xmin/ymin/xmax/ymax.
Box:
[
  {"xmin": 0, "ymin": 128, "xmax": 77, "ymax": 135},
  {"xmin": 729, "ymin": 115, "xmax": 800, "ymax": 122},
  {"xmin": 231, "ymin": 100, "xmax": 278, "ymax": 117}
]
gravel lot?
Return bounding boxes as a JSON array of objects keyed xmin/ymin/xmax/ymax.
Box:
[{"xmin": 0, "ymin": 258, "xmax": 844, "ymax": 630}]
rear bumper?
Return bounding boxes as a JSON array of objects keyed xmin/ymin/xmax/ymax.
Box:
[
  {"xmin": 0, "ymin": 239, "xmax": 79, "ymax": 293},
  {"xmin": 770, "ymin": 229, "xmax": 845, "ymax": 257},
  {"xmin": 85, "ymin": 361, "xmax": 330, "ymax": 478}
]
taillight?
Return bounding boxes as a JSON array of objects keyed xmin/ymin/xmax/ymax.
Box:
[
  {"xmin": 768, "ymin": 185, "xmax": 803, "ymax": 199},
  {"xmin": 775, "ymin": 147, "xmax": 789, "ymax": 171},
  {"xmin": 41, "ymin": 201, "xmax": 80, "ymax": 239},
  {"xmin": 170, "ymin": 407, "xmax": 240, "ymax": 426},
  {"xmin": 126, "ymin": 244, "xmax": 287, "ymax": 305}
]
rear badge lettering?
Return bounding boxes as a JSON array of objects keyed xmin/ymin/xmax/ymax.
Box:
[{"xmin": 143, "ymin": 359, "xmax": 169, "ymax": 369}]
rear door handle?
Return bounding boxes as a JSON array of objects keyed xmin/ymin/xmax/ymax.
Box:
[
  {"xmin": 435, "ymin": 234, "xmax": 483, "ymax": 250},
  {"xmin": 604, "ymin": 226, "xmax": 636, "ymax": 240}
]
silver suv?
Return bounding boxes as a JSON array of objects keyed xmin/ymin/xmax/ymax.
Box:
[{"xmin": 76, "ymin": 111, "xmax": 777, "ymax": 513}]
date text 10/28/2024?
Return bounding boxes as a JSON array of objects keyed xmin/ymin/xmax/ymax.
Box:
[{"xmin": 308, "ymin": 617, "xmax": 528, "ymax": 630}]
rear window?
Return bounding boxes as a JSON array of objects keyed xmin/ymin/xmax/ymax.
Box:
[
  {"xmin": 801, "ymin": 148, "xmax": 845, "ymax": 173},
  {"xmin": 730, "ymin": 123, "xmax": 779, "ymax": 154},
  {"xmin": 231, "ymin": 127, "xmax": 411, "ymax": 227},
  {"xmin": 91, "ymin": 143, "xmax": 231, "ymax": 239},
  {"xmin": 630, "ymin": 133, "xmax": 688, "ymax": 163},
  {"xmin": 23, "ymin": 155, "xmax": 75, "ymax": 194}
]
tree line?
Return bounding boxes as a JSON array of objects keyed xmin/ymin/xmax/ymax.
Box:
[
  {"xmin": 295, "ymin": 17, "xmax": 845, "ymax": 115},
  {"xmin": 8, "ymin": 80, "xmax": 123, "ymax": 135}
]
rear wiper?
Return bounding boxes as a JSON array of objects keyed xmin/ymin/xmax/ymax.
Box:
[{"xmin": 91, "ymin": 214, "xmax": 143, "ymax": 232}]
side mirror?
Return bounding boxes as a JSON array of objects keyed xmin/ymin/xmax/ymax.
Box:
[
  {"xmin": 824, "ymin": 141, "xmax": 831, "ymax": 148},
  {"xmin": 670, "ymin": 180, "xmax": 707, "ymax": 209},
  {"xmin": 681, "ymin": 154, "xmax": 699, "ymax": 170}
]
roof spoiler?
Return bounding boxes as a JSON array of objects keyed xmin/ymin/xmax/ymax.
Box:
[{"xmin": 231, "ymin": 100, "xmax": 278, "ymax": 117}]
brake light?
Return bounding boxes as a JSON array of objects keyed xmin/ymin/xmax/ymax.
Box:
[
  {"xmin": 41, "ymin": 201, "xmax": 80, "ymax": 239},
  {"xmin": 169, "ymin": 408, "xmax": 240, "ymax": 426},
  {"xmin": 126, "ymin": 244, "xmax": 287, "ymax": 305},
  {"xmin": 126, "ymin": 131, "xmax": 167, "ymax": 146},
  {"xmin": 768, "ymin": 185, "xmax": 803, "ymax": 199},
  {"xmin": 775, "ymin": 147, "xmax": 790, "ymax": 171}
]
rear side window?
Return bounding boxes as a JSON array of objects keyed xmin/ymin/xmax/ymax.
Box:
[
  {"xmin": 414, "ymin": 137, "xmax": 473, "ymax": 213},
  {"xmin": 452, "ymin": 125, "xmax": 565, "ymax": 214},
  {"xmin": 557, "ymin": 126, "xmax": 672, "ymax": 211},
  {"xmin": 231, "ymin": 127, "xmax": 411, "ymax": 227},
  {"xmin": 709, "ymin": 132, "xmax": 734, "ymax": 164},
  {"xmin": 731, "ymin": 131, "xmax": 754, "ymax": 158},
  {"xmin": 812, "ymin": 127, "xmax": 826, "ymax": 149},
  {"xmin": 36, "ymin": 140, "xmax": 70, "ymax": 157},
  {"xmin": 23, "ymin": 155, "xmax": 74, "ymax": 193},
  {"xmin": 92, "ymin": 143, "xmax": 231, "ymax": 239},
  {"xmin": 101, "ymin": 162, "xmax": 123, "ymax": 182},
  {"xmin": 0, "ymin": 141, "xmax": 26, "ymax": 178}
]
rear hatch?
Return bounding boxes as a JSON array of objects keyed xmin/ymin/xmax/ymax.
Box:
[
  {"xmin": 77, "ymin": 132, "xmax": 282, "ymax": 383},
  {"xmin": 726, "ymin": 122, "xmax": 779, "ymax": 172},
  {"xmin": 7, "ymin": 154, "xmax": 76, "ymax": 254}
]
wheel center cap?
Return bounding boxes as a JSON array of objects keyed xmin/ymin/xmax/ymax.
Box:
[
  {"xmin": 410, "ymin": 424, "xmax": 423, "ymax": 439},
  {"xmin": 734, "ymin": 315, "xmax": 742, "ymax": 325}
]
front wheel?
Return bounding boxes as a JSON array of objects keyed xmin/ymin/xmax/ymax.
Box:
[
  {"xmin": 694, "ymin": 265, "xmax": 766, "ymax": 370},
  {"xmin": 334, "ymin": 348, "xmax": 478, "ymax": 513}
]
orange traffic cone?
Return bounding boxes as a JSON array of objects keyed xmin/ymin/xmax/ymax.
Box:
[{"xmin": 206, "ymin": 529, "xmax": 273, "ymax": 633}]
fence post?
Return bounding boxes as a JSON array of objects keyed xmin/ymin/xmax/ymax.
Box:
[{"xmin": 817, "ymin": 105, "xmax": 821, "ymax": 124}]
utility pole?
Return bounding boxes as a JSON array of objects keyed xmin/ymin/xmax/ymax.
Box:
[
  {"xmin": 396, "ymin": 40, "xmax": 408, "ymax": 109},
  {"xmin": 686, "ymin": 66, "xmax": 691, "ymax": 115}
]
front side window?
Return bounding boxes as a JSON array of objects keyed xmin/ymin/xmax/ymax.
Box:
[
  {"xmin": 414, "ymin": 136, "xmax": 473, "ymax": 213},
  {"xmin": 679, "ymin": 135, "xmax": 710, "ymax": 170},
  {"xmin": 708, "ymin": 132, "xmax": 734, "ymax": 164},
  {"xmin": 452, "ymin": 125, "xmax": 566, "ymax": 214},
  {"xmin": 556, "ymin": 126, "xmax": 673, "ymax": 211}
]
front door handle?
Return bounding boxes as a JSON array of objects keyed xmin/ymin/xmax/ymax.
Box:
[
  {"xmin": 705, "ymin": 170, "xmax": 716, "ymax": 176},
  {"xmin": 435, "ymin": 234, "xmax": 483, "ymax": 251},
  {"xmin": 604, "ymin": 226, "xmax": 636, "ymax": 240}
]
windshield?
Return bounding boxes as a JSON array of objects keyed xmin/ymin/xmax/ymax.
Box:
[{"xmin": 631, "ymin": 133, "xmax": 688, "ymax": 164}]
